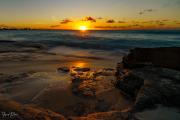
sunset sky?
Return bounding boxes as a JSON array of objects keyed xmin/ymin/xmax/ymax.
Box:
[{"xmin": 0, "ymin": 0, "xmax": 180, "ymax": 30}]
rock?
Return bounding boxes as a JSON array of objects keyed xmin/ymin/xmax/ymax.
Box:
[
  {"xmin": 73, "ymin": 67, "xmax": 90, "ymax": 72},
  {"xmin": 78, "ymin": 80, "xmax": 96, "ymax": 97},
  {"xmin": 133, "ymin": 67, "xmax": 180, "ymax": 111},
  {"xmin": 115, "ymin": 66, "xmax": 180, "ymax": 112},
  {"xmin": 69, "ymin": 110, "xmax": 132, "ymax": 120},
  {"xmin": 115, "ymin": 63, "xmax": 124, "ymax": 76},
  {"xmin": 115, "ymin": 73, "xmax": 144, "ymax": 98},
  {"xmin": 115, "ymin": 67, "xmax": 180, "ymax": 112},
  {"xmin": 133, "ymin": 85, "xmax": 161, "ymax": 111},
  {"xmin": 0, "ymin": 73, "xmax": 29, "ymax": 84},
  {"xmin": 103, "ymin": 68, "xmax": 115, "ymax": 71},
  {"xmin": 134, "ymin": 105, "xmax": 180, "ymax": 120},
  {"xmin": 122, "ymin": 47, "xmax": 180, "ymax": 70},
  {"xmin": 71, "ymin": 78, "xmax": 96, "ymax": 97},
  {"xmin": 94, "ymin": 68, "xmax": 115, "ymax": 77},
  {"xmin": 116, "ymin": 47, "xmax": 180, "ymax": 112},
  {"xmin": 70, "ymin": 67, "xmax": 114, "ymax": 98},
  {"xmin": 95, "ymin": 99, "xmax": 111, "ymax": 112},
  {"xmin": 58, "ymin": 67, "xmax": 70, "ymax": 73}
]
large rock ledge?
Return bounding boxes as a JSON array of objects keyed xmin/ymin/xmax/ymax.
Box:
[
  {"xmin": 116, "ymin": 47, "xmax": 180, "ymax": 113},
  {"xmin": 122, "ymin": 47, "xmax": 180, "ymax": 70}
]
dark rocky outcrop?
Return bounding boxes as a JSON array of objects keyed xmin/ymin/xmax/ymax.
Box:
[
  {"xmin": 116, "ymin": 47, "xmax": 180, "ymax": 113},
  {"xmin": 123, "ymin": 47, "xmax": 180, "ymax": 70},
  {"xmin": 115, "ymin": 73, "xmax": 144, "ymax": 98},
  {"xmin": 133, "ymin": 67, "xmax": 180, "ymax": 111}
]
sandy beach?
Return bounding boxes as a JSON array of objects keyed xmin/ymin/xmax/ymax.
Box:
[
  {"xmin": 0, "ymin": 40, "xmax": 132, "ymax": 118},
  {"xmin": 0, "ymin": 30, "xmax": 180, "ymax": 120}
]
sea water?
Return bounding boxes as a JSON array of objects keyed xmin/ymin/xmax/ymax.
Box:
[{"xmin": 0, "ymin": 30, "xmax": 180, "ymax": 59}]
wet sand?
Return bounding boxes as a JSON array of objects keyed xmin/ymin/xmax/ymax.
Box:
[{"xmin": 0, "ymin": 41, "xmax": 132, "ymax": 117}]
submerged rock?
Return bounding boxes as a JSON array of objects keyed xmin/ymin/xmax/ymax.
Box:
[
  {"xmin": 78, "ymin": 80, "xmax": 96, "ymax": 97},
  {"xmin": 73, "ymin": 67, "xmax": 90, "ymax": 72},
  {"xmin": 71, "ymin": 78, "xmax": 96, "ymax": 97},
  {"xmin": 58, "ymin": 67, "xmax": 70, "ymax": 73},
  {"xmin": 70, "ymin": 67, "xmax": 115, "ymax": 98},
  {"xmin": 103, "ymin": 68, "xmax": 115, "ymax": 71},
  {"xmin": 0, "ymin": 73, "xmax": 29, "ymax": 84},
  {"xmin": 94, "ymin": 68, "xmax": 115, "ymax": 77}
]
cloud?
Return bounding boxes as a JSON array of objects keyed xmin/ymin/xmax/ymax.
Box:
[
  {"xmin": 95, "ymin": 25, "xmax": 145, "ymax": 29},
  {"xmin": 155, "ymin": 20, "xmax": 162, "ymax": 23},
  {"xmin": 141, "ymin": 21, "xmax": 154, "ymax": 24},
  {"xmin": 106, "ymin": 19, "xmax": 115, "ymax": 23},
  {"xmin": 97, "ymin": 17, "xmax": 103, "ymax": 20},
  {"xmin": 83, "ymin": 16, "xmax": 96, "ymax": 22},
  {"xmin": 158, "ymin": 23, "xmax": 165, "ymax": 26},
  {"xmin": 153, "ymin": 20, "xmax": 166, "ymax": 26},
  {"xmin": 95, "ymin": 26, "xmax": 128, "ymax": 29},
  {"xmin": 139, "ymin": 9, "xmax": 155, "ymax": 15},
  {"xmin": 140, "ymin": 19, "xmax": 170, "ymax": 24},
  {"xmin": 139, "ymin": 20, "xmax": 168, "ymax": 26},
  {"xmin": 118, "ymin": 21, "xmax": 126, "ymax": 23},
  {"xmin": 50, "ymin": 25, "xmax": 60, "ymax": 28},
  {"xmin": 175, "ymin": 22, "xmax": 180, "ymax": 25},
  {"xmin": 174, "ymin": 20, "xmax": 180, "ymax": 25},
  {"xmin": 132, "ymin": 24, "xmax": 143, "ymax": 27},
  {"xmin": 60, "ymin": 19, "xmax": 73, "ymax": 24},
  {"xmin": 162, "ymin": 19, "xmax": 169, "ymax": 22},
  {"xmin": 0, "ymin": 24, "xmax": 9, "ymax": 29},
  {"xmin": 0, "ymin": 24, "xmax": 8, "ymax": 27}
]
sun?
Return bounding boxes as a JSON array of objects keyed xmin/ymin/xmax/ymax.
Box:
[{"xmin": 79, "ymin": 26, "xmax": 88, "ymax": 31}]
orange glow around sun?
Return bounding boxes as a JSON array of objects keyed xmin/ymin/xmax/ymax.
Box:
[{"xmin": 79, "ymin": 26, "xmax": 88, "ymax": 31}]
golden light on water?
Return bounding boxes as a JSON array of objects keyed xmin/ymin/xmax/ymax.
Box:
[
  {"xmin": 70, "ymin": 61, "xmax": 89, "ymax": 76},
  {"xmin": 74, "ymin": 61, "xmax": 87, "ymax": 68}
]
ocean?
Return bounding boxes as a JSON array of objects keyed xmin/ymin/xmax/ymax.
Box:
[{"xmin": 0, "ymin": 30, "xmax": 180, "ymax": 59}]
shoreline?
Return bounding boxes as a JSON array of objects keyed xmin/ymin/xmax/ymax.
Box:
[
  {"xmin": 0, "ymin": 39, "xmax": 180, "ymax": 119},
  {"xmin": 0, "ymin": 40, "xmax": 131, "ymax": 118}
]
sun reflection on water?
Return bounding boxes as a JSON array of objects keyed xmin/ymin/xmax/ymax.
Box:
[
  {"xmin": 69, "ymin": 61, "xmax": 93, "ymax": 79},
  {"xmin": 74, "ymin": 61, "xmax": 87, "ymax": 68}
]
